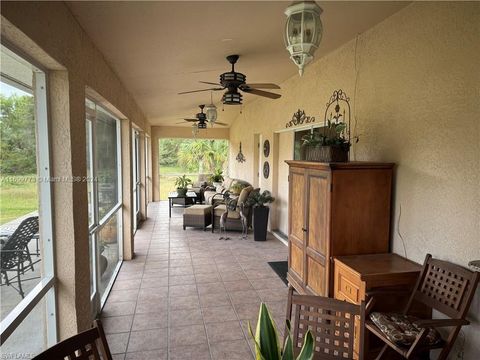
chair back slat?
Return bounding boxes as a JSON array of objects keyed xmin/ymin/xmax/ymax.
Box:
[
  {"xmin": 412, "ymin": 256, "xmax": 478, "ymax": 319},
  {"xmin": 32, "ymin": 320, "xmax": 112, "ymax": 360},
  {"xmin": 288, "ymin": 292, "xmax": 363, "ymax": 359},
  {"xmin": 1, "ymin": 216, "xmax": 39, "ymax": 265}
]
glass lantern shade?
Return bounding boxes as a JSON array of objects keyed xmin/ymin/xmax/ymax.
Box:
[
  {"xmin": 285, "ymin": 1, "xmax": 323, "ymax": 76},
  {"xmin": 205, "ymin": 103, "xmax": 217, "ymax": 125},
  {"xmin": 192, "ymin": 123, "xmax": 199, "ymax": 137}
]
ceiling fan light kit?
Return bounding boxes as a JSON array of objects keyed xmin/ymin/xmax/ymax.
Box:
[
  {"xmin": 178, "ymin": 54, "xmax": 281, "ymax": 105},
  {"xmin": 284, "ymin": 1, "xmax": 323, "ymax": 76}
]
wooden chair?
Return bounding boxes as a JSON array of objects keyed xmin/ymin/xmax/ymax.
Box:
[
  {"xmin": 32, "ymin": 319, "xmax": 112, "ymax": 360},
  {"xmin": 365, "ymin": 254, "xmax": 480, "ymax": 360},
  {"xmin": 286, "ymin": 286, "xmax": 365, "ymax": 360}
]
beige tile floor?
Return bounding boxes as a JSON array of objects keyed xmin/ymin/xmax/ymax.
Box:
[{"xmin": 102, "ymin": 201, "xmax": 288, "ymax": 360}]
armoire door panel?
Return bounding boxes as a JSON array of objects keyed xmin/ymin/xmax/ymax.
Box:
[
  {"xmin": 306, "ymin": 256, "xmax": 326, "ymax": 295},
  {"xmin": 290, "ymin": 242, "xmax": 304, "ymax": 278},
  {"xmin": 289, "ymin": 170, "xmax": 305, "ymax": 245},
  {"xmin": 306, "ymin": 172, "xmax": 329, "ymax": 257}
]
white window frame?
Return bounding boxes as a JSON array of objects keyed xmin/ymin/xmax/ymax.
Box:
[
  {"xmin": 132, "ymin": 129, "xmax": 141, "ymax": 232},
  {"xmin": 85, "ymin": 99, "xmax": 123, "ymax": 313},
  {"xmin": 0, "ymin": 44, "xmax": 57, "ymax": 346}
]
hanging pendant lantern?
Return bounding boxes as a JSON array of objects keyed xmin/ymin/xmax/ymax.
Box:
[
  {"xmin": 284, "ymin": 1, "xmax": 323, "ymax": 76},
  {"xmin": 192, "ymin": 123, "xmax": 199, "ymax": 138},
  {"xmin": 205, "ymin": 92, "xmax": 217, "ymax": 126}
]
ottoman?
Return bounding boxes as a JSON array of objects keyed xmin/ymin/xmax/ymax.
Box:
[{"xmin": 183, "ymin": 205, "xmax": 212, "ymax": 230}]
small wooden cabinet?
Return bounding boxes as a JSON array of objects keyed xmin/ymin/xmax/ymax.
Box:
[
  {"xmin": 334, "ymin": 254, "xmax": 429, "ymax": 358},
  {"xmin": 286, "ymin": 161, "xmax": 394, "ymax": 297}
]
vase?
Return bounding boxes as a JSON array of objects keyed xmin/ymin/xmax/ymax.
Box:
[
  {"xmin": 253, "ymin": 206, "xmax": 269, "ymax": 241},
  {"xmin": 177, "ymin": 187, "xmax": 187, "ymax": 196}
]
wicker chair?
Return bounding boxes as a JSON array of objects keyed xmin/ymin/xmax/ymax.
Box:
[
  {"xmin": 0, "ymin": 216, "xmax": 39, "ymax": 298},
  {"xmin": 286, "ymin": 286, "xmax": 365, "ymax": 360},
  {"xmin": 33, "ymin": 319, "xmax": 113, "ymax": 360}
]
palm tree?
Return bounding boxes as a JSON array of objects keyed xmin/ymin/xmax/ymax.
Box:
[{"xmin": 177, "ymin": 139, "xmax": 228, "ymax": 174}]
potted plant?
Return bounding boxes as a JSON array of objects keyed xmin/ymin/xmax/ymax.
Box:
[
  {"xmin": 302, "ymin": 120, "xmax": 351, "ymax": 162},
  {"xmin": 174, "ymin": 174, "xmax": 192, "ymax": 196},
  {"xmin": 246, "ymin": 190, "xmax": 275, "ymax": 241},
  {"xmin": 248, "ymin": 303, "xmax": 314, "ymax": 360},
  {"xmin": 209, "ymin": 168, "xmax": 224, "ymax": 187}
]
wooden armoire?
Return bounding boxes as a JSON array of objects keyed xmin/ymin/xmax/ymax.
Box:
[{"xmin": 286, "ymin": 161, "xmax": 394, "ymax": 296}]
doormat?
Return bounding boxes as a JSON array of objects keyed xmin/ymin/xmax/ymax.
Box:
[{"xmin": 268, "ymin": 261, "xmax": 288, "ymax": 286}]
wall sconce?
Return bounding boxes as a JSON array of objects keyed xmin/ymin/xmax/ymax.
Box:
[{"xmin": 236, "ymin": 142, "xmax": 246, "ymax": 163}]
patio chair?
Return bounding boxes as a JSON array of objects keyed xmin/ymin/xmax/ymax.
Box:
[
  {"xmin": 285, "ymin": 286, "xmax": 365, "ymax": 360},
  {"xmin": 0, "ymin": 216, "xmax": 39, "ymax": 298},
  {"xmin": 365, "ymin": 254, "xmax": 480, "ymax": 360},
  {"xmin": 33, "ymin": 319, "xmax": 113, "ymax": 360}
]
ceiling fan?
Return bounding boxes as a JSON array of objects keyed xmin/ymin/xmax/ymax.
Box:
[
  {"xmin": 176, "ymin": 104, "xmax": 228, "ymax": 128},
  {"xmin": 178, "ymin": 55, "xmax": 281, "ymax": 105}
]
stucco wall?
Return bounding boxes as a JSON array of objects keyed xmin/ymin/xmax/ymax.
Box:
[
  {"xmin": 229, "ymin": 3, "xmax": 480, "ymax": 357},
  {"xmin": 1, "ymin": 1, "xmax": 151, "ymax": 338}
]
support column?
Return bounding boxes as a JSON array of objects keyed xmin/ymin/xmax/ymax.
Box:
[
  {"xmin": 121, "ymin": 119, "xmax": 134, "ymax": 259},
  {"xmin": 49, "ymin": 71, "xmax": 91, "ymax": 337},
  {"xmin": 152, "ymin": 135, "xmax": 160, "ymax": 202}
]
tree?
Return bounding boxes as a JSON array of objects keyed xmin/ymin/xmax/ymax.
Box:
[
  {"xmin": 177, "ymin": 139, "xmax": 228, "ymax": 174},
  {"xmin": 0, "ymin": 94, "xmax": 37, "ymax": 174}
]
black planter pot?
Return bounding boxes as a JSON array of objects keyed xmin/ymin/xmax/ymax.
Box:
[{"xmin": 253, "ymin": 206, "xmax": 269, "ymax": 241}]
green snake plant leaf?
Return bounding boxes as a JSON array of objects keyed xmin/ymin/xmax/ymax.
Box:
[
  {"xmin": 295, "ymin": 330, "xmax": 315, "ymax": 360},
  {"xmin": 252, "ymin": 303, "xmax": 281, "ymax": 360},
  {"xmin": 248, "ymin": 320, "xmax": 267, "ymax": 360},
  {"xmin": 281, "ymin": 334, "xmax": 294, "ymax": 360}
]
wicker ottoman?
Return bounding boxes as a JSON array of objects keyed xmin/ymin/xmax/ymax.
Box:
[{"xmin": 183, "ymin": 205, "xmax": 212, "ymax": 230}]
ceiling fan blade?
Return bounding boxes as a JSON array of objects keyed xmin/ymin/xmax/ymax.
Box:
[
  {"xmin": 178, "ymin": 88, "xmax": 220, "ymax": 95},
  {"xmin": 175, "ymin": 121, "xmax": 186, "ymax": 124},
  {"xmin": 183, "ymin": 118, "xmax": 198, "ymax": 122},
  {"xmin": 213, "ymin": 122, "xmax": 228, "ymax": 126},
  {"xmin": 241, "ymin": 88, "xmax": 281, "ymax": 99},
  {"xmin": 199, "ymin": 81, "xmax": 223, "ymax": 87},
  {"xmin": 242, "ymin": 83, "xmax": 281, "ymax": 89}
]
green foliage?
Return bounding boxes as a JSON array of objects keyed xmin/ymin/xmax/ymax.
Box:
[
  {"xmin": 177, "ymin": 139, "xmax": 228, "ymax": 174},
  {"xmin": 301, "ymin": 120, "xmax": 350, "ymax": 148},
  {"xmin": 158, "ymin": 138, "xmax": 182, "ymax": 166},
  {"xmin": 246, "ymin": 190, "xmax": 275, "ymax": 208},
  {"xmin": 0, "ymin": 94, "xmax": 37, "ymax": 174},
  {"xmin": 209, "ymin": 168, "xmax": 224, "ymax": 183},
  {"xmin": 248, "ymin": 303, "xmax": 314, "ymax": 360},
  {"xmin": 174, "ymin": 174, "xmax": 193, "ymax": 189}
]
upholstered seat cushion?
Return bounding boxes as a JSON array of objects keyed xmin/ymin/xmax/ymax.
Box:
[
  {"xmin": 369, "ymin": 312, "xmax": 442, "ymax": 347},
  {"xmin": 184, "ymin": 205, "xmax": 212, "ymax": 216},
  {"xmin": 213, "ymin": 204, "xmax": 240, "ymax": 219}
]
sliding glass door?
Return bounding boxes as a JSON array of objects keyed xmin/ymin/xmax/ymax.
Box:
[{"xmin": 85, "ymin": 99, "xmax": 122, "ymax": 312}]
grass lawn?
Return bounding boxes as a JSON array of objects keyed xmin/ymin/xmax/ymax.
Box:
[
  {"xmin": 0, "ymin": 175, "xmax": 38, "ymax": 225},
  {"xmin": 159, "ymin": 165, "xmax": 199, "ymax": 200}
]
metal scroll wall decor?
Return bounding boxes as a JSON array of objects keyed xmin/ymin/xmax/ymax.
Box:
[
  {"xmin": 285, "ymin": 109, "xmax": 315, "ymax": 128},
  {"xmin": 236, "ymin": 142, "xmax": 246, "ymax": 163},
  {"xmin": 324, "ymin": 89, "xmax": 351, "ymax": 143}
]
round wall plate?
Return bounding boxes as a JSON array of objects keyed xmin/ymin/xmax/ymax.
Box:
[
  {"xmin": 263, "ymin": 161, "xmax": 270, "ymax": 179},
  {"xmin": 263, "ymin": 140, "xmax": 270, "ymax": 157}
]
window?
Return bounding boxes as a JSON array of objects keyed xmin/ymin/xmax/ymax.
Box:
[
  {"xmin": 85, "ymin": 99, "xmax": 122, "ymax": 312},
  {"xmin": 0, "ymin": 45, "xmax": 56, "ymax": 354},
  {"xmin": 293, "ymin": 126, "xmax": 326, "ymax": 160}
]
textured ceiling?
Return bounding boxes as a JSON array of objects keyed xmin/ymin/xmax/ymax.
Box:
[{"xmin": 67, "ymin": 1, "xmax": 409, "ymax": 126}]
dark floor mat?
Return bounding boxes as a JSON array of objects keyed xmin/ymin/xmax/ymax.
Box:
[{"xmin": 268, "ymin": 261, "xmax": 288, "ymax": 286}]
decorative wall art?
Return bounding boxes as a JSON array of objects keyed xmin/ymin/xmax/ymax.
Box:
[
  {"xmin": 236, "ymin": 142, "xmax": 246, "ymax": 163},
  {"xmin": 263, "ymin": 140, "xmax": 270, "ymax": 157},
  {"xmin": 285, "ymin": 109, "xmax": 315, "ymax": 128},
  {"xmin": 263, "ymin": 161, "xmax": 270, "ymax": 179}
]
